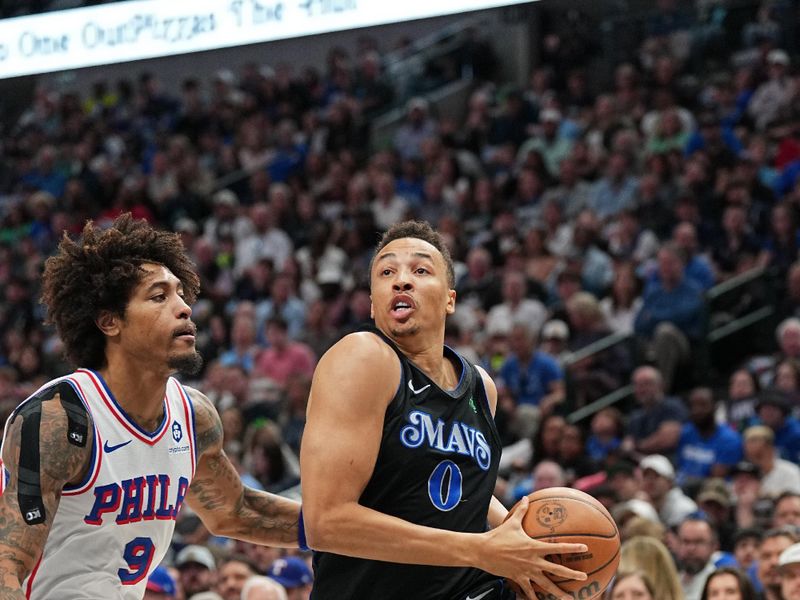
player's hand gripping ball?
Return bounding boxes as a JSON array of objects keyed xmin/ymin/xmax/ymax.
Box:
[{"xmin": 507, "ymin": 487, "xmax": 621, "ymax": 599}]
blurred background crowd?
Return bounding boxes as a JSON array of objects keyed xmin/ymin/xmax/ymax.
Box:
[{"xmin": 4, "ymin": 0, "xmax": 800, "ymax": 598}]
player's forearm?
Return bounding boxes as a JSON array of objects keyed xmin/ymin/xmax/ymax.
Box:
[
  {"xmin": 214, "ymin": 487, "xmax": 300, "ymax": 547},
  {"xmin": 305, "ymin": 502, "xmax": 485, "ymax": 568}
]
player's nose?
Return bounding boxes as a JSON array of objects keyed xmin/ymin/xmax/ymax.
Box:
[
  {"xmin": 392, "ymin": 276, "xmax": 413, "ymax": 291},
  {"xmin": 176, "ymin": 296, "xmax": 192, "ymax": 319}
]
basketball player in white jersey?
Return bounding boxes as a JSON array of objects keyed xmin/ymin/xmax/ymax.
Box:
[{"xmin": 0, "ymin": 214, "xmax": 299, "ymax": 599}]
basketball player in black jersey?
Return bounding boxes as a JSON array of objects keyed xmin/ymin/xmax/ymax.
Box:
[{"xmin": 300, "ymin": 221, "xmax": 588, "ymax": 600}]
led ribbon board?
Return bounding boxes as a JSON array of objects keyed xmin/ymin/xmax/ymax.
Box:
[{"xmin": 0, "ymin": 0, "xmax": 536, "ymax": 79}]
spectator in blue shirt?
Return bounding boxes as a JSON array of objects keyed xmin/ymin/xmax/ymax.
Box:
[
  {"xmin": 254, "ymin": 273, "xmax": 307, "ymax": 342},
  {"xmin": 754, "ymin": 390, "xmax": 800, "ymax": 464},
  {"xmin": 498, "ymin": 323, "xmax": 565, "ymax": 413},
  {"xmin": 264, "ymin": 119, "xmax": 307, "ymax": 183},
  {"xmin": 775, "ymin": 159, "xmax": 800, "ymax": 199},
  {"xmin": 21, "ymin": 144, "xmax": 67, "ymax": 198},
  {"xmin": 635, "ymin": 243, "xmax": 705, "ymax": 392},
  {"xmin": 672, "ymin": 222, "xmax": 717, "ymax": 291},
  {"xmin": 677, "ymin": 387, "xmax": 743, "ymax": 485},
  {"xmin": 642, "ymin": 220, "xmax": 717, "ymax": 291},
  {"xmin": 685, "ymin": 112, "xmax": 744, "ymax": 159},
  {"xmin": 588, "ymin": 152, "xmax": 639, "ymax": 222},
  {"xmin": 586, "ymin": 407, "xmax": 624, "ymax": 463},
  {"xmin": 623, "ymin": 365, "xmax": 688, "ymax": 457},
  {"xmin": 393, "ymin": 97, "xmax": 438, "ymax": 161},
  {"xmin": 218, "ymin": 312, "xmax": 262, "ymax": 374}
]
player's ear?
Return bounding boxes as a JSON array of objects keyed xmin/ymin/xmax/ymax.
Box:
[
  {"xmin": 369, "ymin": 294, "xmax": 374, "ymax": 319},
  {"xmin": 95, "ymin": 310, "xmax": 120, "ymax": 337},
  {"xmin": 445, "ymin": 289, "xmax": 456, "ymax": 315}
]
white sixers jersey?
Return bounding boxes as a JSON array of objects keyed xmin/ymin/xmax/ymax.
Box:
[{"xmin": 0, "ymin": 369, "xmax": 197, "ymax": 599}]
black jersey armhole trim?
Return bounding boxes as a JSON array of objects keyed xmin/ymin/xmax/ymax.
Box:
[
  {"xmin": 443, "ymin": 344, "xmax": 471, "ymax": 397},
  {"xmin": 472, "ymin": 367, "xmax": 503, "ymax": 449},
  {"xmin": 359, "ymin": 326, "xmax": 406, "ymax": 421},
  {"xmin": 59, "ymin": 380, "xmax": 96, "ymax": 492}
]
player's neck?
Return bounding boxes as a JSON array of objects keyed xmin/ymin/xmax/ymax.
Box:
[
  {"xmin": 98, "ymin": 356, "xmax": 170, "ymax": 430},
  {"xmin": 398, "ymin": 342, "xmax": 459, "ymax": 391}
]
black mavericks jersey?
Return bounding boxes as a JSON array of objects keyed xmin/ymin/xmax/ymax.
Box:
[{"xmin": 311, "ymin": 331, "xmax": 503, "ymax": 600}]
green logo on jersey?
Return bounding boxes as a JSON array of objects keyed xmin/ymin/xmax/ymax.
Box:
[{"xmin": 469, "ymin": 397, "xmax": 477, "ymax": 413}]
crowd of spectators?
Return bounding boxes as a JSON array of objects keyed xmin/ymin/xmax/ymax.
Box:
[{"xmin": 4, "ymin": 0, "xmax": 800, "ymax": 598}]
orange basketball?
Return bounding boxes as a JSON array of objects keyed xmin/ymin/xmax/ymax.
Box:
[{"xmin": 511, "ymin": 487, "xmax": 621, "ymax": 600}]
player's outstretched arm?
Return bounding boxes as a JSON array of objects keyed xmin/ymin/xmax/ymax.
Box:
[
  {"xmin": 184, "ymin": 388, "xmax": 299, "ymax": 547},
  {"xmin": 0, "ymin": 397, "xmax": 92, "ymax": 598},
  {"xmin": 300, "ymin": 333, "xmax": 587, "ymax": 600}
]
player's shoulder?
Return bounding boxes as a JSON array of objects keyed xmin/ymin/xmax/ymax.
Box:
[
  {"xmin": 311, "ymin": 331, "xmax": 401, "ymax": 403},
  {"xmin": 474, "ymin": 364, "xmax": 498, "ymax": 413},
  {"xmin": 182, "ymin": 386, "xmax": 222, "ymax": 456},
  {"xmin": 182, "ymin": 386, "xmax": 215, "ymax": 424},
  {"xmin": 14, "ymin": 376, "xmax": 95, "ymax": 431},
  {"xmin": 474, "ymin": 364, "xmax": 495, "ymax": 390},
  {"xmin": 319, "ymin": 331, "xmax": 398, "ymax": 370},
  {"xmin": 3, "ymin": 377, "xmax": 94, "ymax": 485}
]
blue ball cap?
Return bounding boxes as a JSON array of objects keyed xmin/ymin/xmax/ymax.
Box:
[
  {"xmin": 146, "ymin": 565, "xmax": 177, "ymax": 596},
  {"xmin": 267, "ymin": 557, "xmax": 313, "ymax": 588}
]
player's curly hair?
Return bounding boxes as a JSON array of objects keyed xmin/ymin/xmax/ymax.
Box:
[
  {"xmin": 40, "ymin": 213, "xmax": 200, "ymax": 369},
  {"xmin": 371, "ymin": 220, "xmax": 455, "ymax": 287}
]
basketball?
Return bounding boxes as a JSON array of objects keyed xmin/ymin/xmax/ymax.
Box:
[{"xmin": 511, "ymin": 487, "xmax": 621, "ymax": 600}]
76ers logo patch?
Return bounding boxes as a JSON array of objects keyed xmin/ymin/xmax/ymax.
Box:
[{"xmin": 536, "ymin": 502, "xmax": 567, "ymax": 530}]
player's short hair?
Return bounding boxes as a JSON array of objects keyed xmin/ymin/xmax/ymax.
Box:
[
  {"xmin": 371, "ymin": 220, "xmax": 455, "ymax": 287},
  {"xmin": 41, "ymin": 213, "xmax": 200, "ymax": 369}
]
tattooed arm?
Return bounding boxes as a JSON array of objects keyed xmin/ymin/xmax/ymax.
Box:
[
  {"xmin": 184, "ymin": 387, "xmax": 299, "ymax": 547},
  {"xmin": 0, "ymin": 396, "xmax": 92, "ymax": 598}
]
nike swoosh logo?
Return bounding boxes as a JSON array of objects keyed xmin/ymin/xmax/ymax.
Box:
[
  {"xmin": 103, "ymin": 440, "xmax": 132, "ymax": 453},
  {"xmin": 465, "ymin": 591, "xmax": 492, "ymax": 600},
  {"xmin": 408, "ymin": 380, "xmax": 431, "ymax": 395}
]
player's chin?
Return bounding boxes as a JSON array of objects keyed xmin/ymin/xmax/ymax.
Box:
[
  {"xmin": 167, "ymin": 350, "xmax": 204, "ymax": 375},
  {"xmin": 389, "ymin": 323, "xmax": 420, "ymax": 337}
]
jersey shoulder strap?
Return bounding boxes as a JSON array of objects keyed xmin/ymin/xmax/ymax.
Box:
[{"xmin": 9, "ymin": 379, "xmax": 90, "ymax": 525}]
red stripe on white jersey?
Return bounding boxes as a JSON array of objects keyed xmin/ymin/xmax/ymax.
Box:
[
  {"xmin": 175, "ymin": 382, "xmax": 196, "ymax": 478},
  {"xmin": 77, "ymin": 369, "xmax": 171, "ymax": 445},
  {"xmin": 26, "ymin": 554, "xmax": 43, "ymax": 598}
]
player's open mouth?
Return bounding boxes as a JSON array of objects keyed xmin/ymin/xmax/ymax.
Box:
[{"xmin": 390, "ymin": 296, "xmax": 415, "ymax": 319}]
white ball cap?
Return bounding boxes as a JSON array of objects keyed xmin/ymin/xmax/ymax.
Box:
[
  {"xmin": 639, "ymin": 454, "xmax": 675, "ymax": 481},
  {"xmin": 779, "ymin": 542, "xmax": 800, "ymax": 568},
  {"xmin": 768, "ymin": 49, "xmax": 790, "ymax": 66}
]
